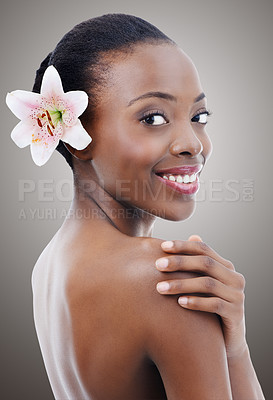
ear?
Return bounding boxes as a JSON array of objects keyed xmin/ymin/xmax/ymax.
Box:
[{"xmin": 63, "ymin": 142, "xmax": 93, "ymax": 161}]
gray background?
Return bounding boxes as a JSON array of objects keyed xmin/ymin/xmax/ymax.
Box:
[{"xmin": 1, "ymin": 0, "xmax": 272, "ymax": 398}]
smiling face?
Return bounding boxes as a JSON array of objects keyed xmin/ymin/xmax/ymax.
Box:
[{"xmin": 80, "ymin": 43, "xmax": 212, "ymax": 221}]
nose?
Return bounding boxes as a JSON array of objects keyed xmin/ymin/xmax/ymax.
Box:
[{"xmin": 169, "ymin": 123, "xmax": 203, "ymax": 157}]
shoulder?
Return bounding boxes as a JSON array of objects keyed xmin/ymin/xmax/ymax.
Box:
[
  {"xmin": 123, "ymin": 237, "xmax": 232, "ymax": 398},
  {"xmin": 65, "ymin": 234, "xmax": 198, "ymax": 302},
  {"xmin": 119, "ymin": 235, "xmax": 199, "ymax": 297},
  {"xmin": 63, "ymin": 234, "xmax": 195, "ymax": 327},
  {"xmin": 61, "ymin": 233, "xmax": 232, "ymax": 397}
]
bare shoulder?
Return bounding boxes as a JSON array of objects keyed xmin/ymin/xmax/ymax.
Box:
[
  {"xmin": 119, "ymin": 235, "xmax": 201, "ymax": 298},
  {"xmin": 121, "ymin": 236, "xmax": 232, "ymax": 399},
  {"xmin": 34, "ymin": 230, "xmax": 231, "ymax": 398}
]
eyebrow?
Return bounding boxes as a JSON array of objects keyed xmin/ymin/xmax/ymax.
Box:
[
  {"xmin": 127, "ymin": 91, "xmax": 206, "ymax": 107},
  {"xmin": 127, "ymin": 91, "xmax": 176, "ymax": 107},
  {"xmin": 194, "ymin": 92, "xmax": 206, "ymax": 102}
]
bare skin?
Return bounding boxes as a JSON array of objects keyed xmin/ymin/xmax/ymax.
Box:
[
  {"xmin": 157, "ymin": 237, "xmax": 265, "ymax": 399},
  {"xmin": 32, "ymin": 43, "xmax": 264, "ymax": 399},
  {"xmin": 32, "ymin": 220, "xmax": 231, "ymax": 399}
]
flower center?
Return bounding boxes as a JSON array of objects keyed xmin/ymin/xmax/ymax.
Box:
[{"xmin": 36, "ymin": 108, "xmax": 63, "ymax": 136}]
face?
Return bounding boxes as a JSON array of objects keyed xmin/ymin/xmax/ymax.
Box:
[{"xmin": 83, "ymin": 43, "xmax": 212, "ymax": 221}]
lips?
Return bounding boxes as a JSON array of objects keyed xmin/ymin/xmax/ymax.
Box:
[
  {"xmin": 154, "ymin": 164, "xmax": 202, "ymax": 176},
  {"xmin": 154, "ymin": 164, "xmax": 202, "ymax": 195}
]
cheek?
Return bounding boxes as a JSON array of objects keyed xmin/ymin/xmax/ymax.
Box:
[
  {"xmin": 92, "ymin": 116, "xmax": 166, "ymax": 188},
  {"xmin": 119, "ymin": 135, "xmax": 165, "ymax": 173}
]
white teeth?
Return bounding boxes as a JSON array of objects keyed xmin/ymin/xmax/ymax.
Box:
[
  {"xmin": 184, "ymin": 174, "xmax": 190, "ymax": 183},
  {"xmin": 176, "ymin": 175, "xmax": 183, "ymax": 183},
  {"xmin": 160, "ymin": 172, "xmax": 197, "ymax": 183},
  {"xmin": 189, "ymin": 173, "xmax": 196, "ymax": 183}
]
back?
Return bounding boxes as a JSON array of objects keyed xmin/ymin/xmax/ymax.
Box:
[
  {"xmin": 32, "ymin": 223, "xmax": 170, "ymax": 399},
  {"xmin": 32, "ymin": 221, "xmax": 232, "ymax": 399}
]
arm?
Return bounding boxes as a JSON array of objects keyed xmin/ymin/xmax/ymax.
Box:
[
  {"xmin": 227, "ymin": 345, "xmax": 265, "ymax": 400},
  {"xmin": 137, "ymin": 242, "xmax": 233, "ymax": 399},
  {"xmin": 145, "ymin": 283, "xmax": 232, "ymax": 399},
  {"xmin": 155, "ymin": 237, "xmax": 265, "ymax": 399}
]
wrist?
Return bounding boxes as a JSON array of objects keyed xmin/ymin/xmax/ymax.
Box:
[
  {"xmin": 226, "ymin": 340, "xmax": 249, "ymax": 363},
  {"xmin": 225, "ymin": 319, "xmax": 247, "ymax": 360}
]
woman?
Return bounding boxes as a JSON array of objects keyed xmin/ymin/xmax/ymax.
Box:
[{"xmin": 8, "ymin": 14, "xmax": 264, "ymax": 399}]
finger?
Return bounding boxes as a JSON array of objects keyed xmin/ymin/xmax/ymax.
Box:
[
  {"xmin": 156, "ymin": 255, "xmax": 235, "ymax": 286},
  {"xmin": 177, "ymin": 295, "xmax": 233, "ymax": 319},
  {"xmin": 156, "ymin": 276, "xmax": 239, "ymax": 303},
  {"xmin": 160, "ymin": 240, "xmax": 234, "ymax": 271},
  {"xmin": 188, "ymin": 234, "xmax": 202, "ymax": 242}
]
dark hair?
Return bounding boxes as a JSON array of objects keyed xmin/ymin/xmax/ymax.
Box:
[{"xmin": 32, "ymin": 13, "xmax": 175, "ymax": 169}]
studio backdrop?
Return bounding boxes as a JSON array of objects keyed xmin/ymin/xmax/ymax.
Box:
[{"xmin": 1, "ymin": 0, "xmax": 272, "ymax": 398}]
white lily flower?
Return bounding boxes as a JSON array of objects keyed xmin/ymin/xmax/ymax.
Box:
[{"xmin": 6, "ymin": 65, "xmax": 92, "ymax": 166}]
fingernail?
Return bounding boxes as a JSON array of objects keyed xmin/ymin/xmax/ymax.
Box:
[
  {"xmin": 161, "ymin": 241, "xmax": 173, "ymax": 249},
  {"xmin": 155, "ymin": 258, "xmax": 169, "ymax": 269},
  {"xmin": 156, "ymin": 282, "xmax": 170, "ymax": 292},
  {"xmin": 178, "ymin": 297, "xmax": 188, "ymax": 306}
]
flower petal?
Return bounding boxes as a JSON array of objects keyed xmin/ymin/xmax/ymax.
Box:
[
  {"xmin": 61, "ymin": 120, "xmax": 92, "ymax": 150},
  {"xmin": 40, "ymin": 65, "xmax": 64, "ymax": 98},
  {"xmin": 6, "ymin": 90, "xmax": 41, "ymax": 121},
  {"xmin": 61, "ymin": 107, "xmax": 77, "ymax": 127},
  {"xmin": 10, "ymin": 121, "xmax": 33, "ymax": 148},
  {"xmin": 30, "ymin": 140, "xmax": 58, "ymax": 166},
  {"xmin": 63, "ymin": 90, "xmax": 89, "ymax": 118}
]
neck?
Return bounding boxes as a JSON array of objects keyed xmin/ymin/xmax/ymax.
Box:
[{"xmin": 70, "ymin": 161, "xmax": 156, "ymax": 237}]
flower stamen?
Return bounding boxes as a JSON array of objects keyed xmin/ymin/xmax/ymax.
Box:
[
  {"xmin": 46, "ymin": 110, "xmax": 55, "ymax": 129},
  {"xmin": 37, "ymin": 118, "xmax": 43, "ymax": 128},
  {"xmin": 47, "ymin": 125, "xmax": 54, "ymax": 136}
]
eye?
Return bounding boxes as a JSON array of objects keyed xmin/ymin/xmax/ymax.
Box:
[
  {"xmin": 191, "ymin": 110, "xmax": 211, "ymax": 125},
  {"xmin": 140, "ymin": 112, "xmax": 168, "ymax": 126}
]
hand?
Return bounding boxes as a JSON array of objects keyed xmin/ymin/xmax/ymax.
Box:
[{"xmin": 155, "ymin": 236, "xmax": 247, "ymax": 358}]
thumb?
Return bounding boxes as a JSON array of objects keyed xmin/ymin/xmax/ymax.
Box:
[{"xmin": 188, "ymin": 234, "xmax": 203, "ymax": 242}]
